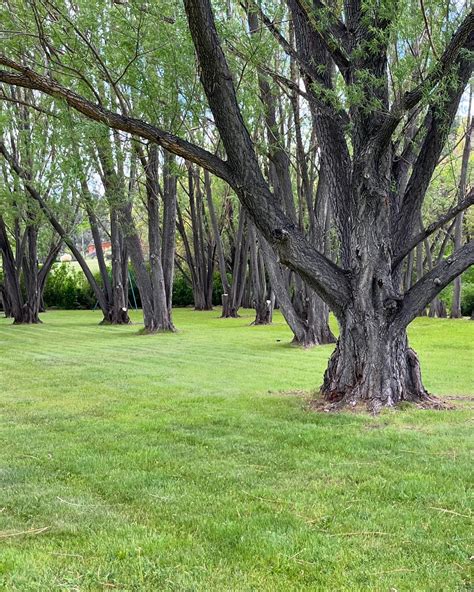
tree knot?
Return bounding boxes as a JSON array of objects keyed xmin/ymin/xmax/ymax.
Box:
[{"xmin": 272, "ymin": 228, "xmax": 290, "ymax": 242}]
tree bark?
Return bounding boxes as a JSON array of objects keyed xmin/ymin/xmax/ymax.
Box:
[{"xmin": 322, "ymin": 314, "xmax": 427, "ymax": 412}]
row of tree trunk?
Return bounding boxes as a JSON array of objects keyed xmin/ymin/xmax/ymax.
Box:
[{"xmin": 0, "ymin": 86, "xmax": 472, "ymax": 335}]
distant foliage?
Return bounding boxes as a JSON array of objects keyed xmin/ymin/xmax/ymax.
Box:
[
  {"xmin": 43, "ymin": 265, "xmax": 227, "ymax": 310},
  {"xmin": 43, "ymin": 264, "xmax": 96, "ymax": 310},
  {"xmin": 439, "ymin": 266, "xmax": 474, "ymax": 316},
  {"xmin": 172, "ymin": 274, "xmax": 194, "ymax": 307}
]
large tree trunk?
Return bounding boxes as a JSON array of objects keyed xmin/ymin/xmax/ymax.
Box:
[{"xmin": 322, "ymin": 312, "xmax": 428, "ymax": 412}]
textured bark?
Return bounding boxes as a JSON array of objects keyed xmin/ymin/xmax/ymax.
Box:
[{"xmin": 322, "ymin": 317, "xmax": 427, "ymax": 412}]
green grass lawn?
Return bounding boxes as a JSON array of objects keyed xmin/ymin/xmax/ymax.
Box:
[{"xmin": 0, "ymin": 309, "xmax": 473, "ymax": 591}]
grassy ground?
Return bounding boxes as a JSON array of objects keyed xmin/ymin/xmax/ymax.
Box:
[{"xmin": 0, "ymin": 309, "xmax": 472, "ymax": 591}]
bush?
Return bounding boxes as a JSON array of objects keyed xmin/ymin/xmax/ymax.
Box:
[
  {"xmin": 172, "ymin": 273, "xmax": 194, "ymax": 307},
  {"xmin": 461, "ymin": 283, "xmax": 474, "ymax": 316},
  {"xmin": 43, "ymin": 263, "xmax": 95, "ymax": 309}
]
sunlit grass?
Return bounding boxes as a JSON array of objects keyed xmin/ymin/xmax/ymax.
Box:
[{"xmin": 0, "ymin": 309, "xmax": 472, "ymax": 590}]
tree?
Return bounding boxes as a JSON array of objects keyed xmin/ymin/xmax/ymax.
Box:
[
  {"xmin": 452, "ymin": 89, "xmax": 473, "ymax": 317},
  {"xmin": 0, "ymin": 1, "xmax": 473, "ymax": 409}
]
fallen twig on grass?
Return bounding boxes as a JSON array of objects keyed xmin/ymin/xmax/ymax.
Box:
[
  {"xmin": 0, "ymin": 526, "xmax": 50, "ymax": 539},
  {"xmin": 323, "ymin": 531, "xmax": 391, "ymax": 537},
  {"xmin": 429, "ymin": 506, "xmax": 472, "ymax": 519},
  {"xmin": 372, "ymin": 568, "xmax": 415, "ymax": 575}
]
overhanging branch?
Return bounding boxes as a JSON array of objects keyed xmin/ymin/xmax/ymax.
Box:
[{"xmin": 0, "ymin": 56, "xmax": 233, "ymax": 184}]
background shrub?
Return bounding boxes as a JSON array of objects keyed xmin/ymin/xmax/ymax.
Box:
[{"xmin": 43, "ymin": 263, "xmax": 95, "ymax": 309}]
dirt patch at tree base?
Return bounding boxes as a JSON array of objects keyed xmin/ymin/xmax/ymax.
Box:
[{"xmin": 306, "ymin": 393, "xmax": 455, "ymax": 414}]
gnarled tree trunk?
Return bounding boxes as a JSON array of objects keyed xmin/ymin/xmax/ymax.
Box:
[{"xmin": 322, "ymin": 310, "xmax": 427, "ymax": 412}]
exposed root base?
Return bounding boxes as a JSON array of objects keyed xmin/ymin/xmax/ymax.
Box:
[
  {"xmin": 309, "ymin": 392, "xmax": 451, "ymax": 414},
  {"xmin": 99, "ymin": 319, "xmax": 131, "ymax": 326},
  {"xmin": 138, "ymin": 325, "xmax": 176, "ymax": 335},
  {"xmin": 290, "ymin": 337, "xmax": 318, "ymax": 349}
]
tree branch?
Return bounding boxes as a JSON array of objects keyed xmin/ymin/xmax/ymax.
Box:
[
  {"xmin": 395, "ymin": 240, "xmax": 474, "ymax": 329},
  {"xmin": 292, "ymin": 0, "xmax": 351, "ymax": 78},
  {"xmin": 0, "ymin": 56, "xmax": 233, "ymax": 184},
  {"xmin": 377, "ymin": 11, "xmax": 474, "ymax": 145},
  {"xmin": 393, "ymin": 187, "xmax": 474, "ymax": 269},
  {"xmin": 394, "ymin": 42, "xmax": 473, "ymax": 255},
  {"xmin": 184, "ymin": 0, "xmax": 350, "ymax": 313}
]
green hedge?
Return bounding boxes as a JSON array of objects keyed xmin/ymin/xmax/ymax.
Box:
[
  {"xmin": 43, "ymin": 264, "xmax": 96, "ymax": 309},
  {"xmin": 43, "ymin": 263, "xmax": 226, "ymax": 310}
]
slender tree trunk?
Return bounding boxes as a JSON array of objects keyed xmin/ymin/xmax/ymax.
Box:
[
  {"xmin": 451, "ymin": 101, "xmax": 472, "ymax": 317},
  {"xmin": 249, "ymin": 222, "xmax": 272, "ymax": 325},
  {"xmin": 143, "ymin": 145, "xmax": 175, "ymax": 332},
  {"xmin": 224, "ymin": 206, "xmax": 247, "ymax": 318},
  {"xmin": 106, "ymin": 207, "xmax": 130, "ymax": 325},
  {"xmin": 162, "ymin": 151, "xmax": 177, "ymax": 314}
]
